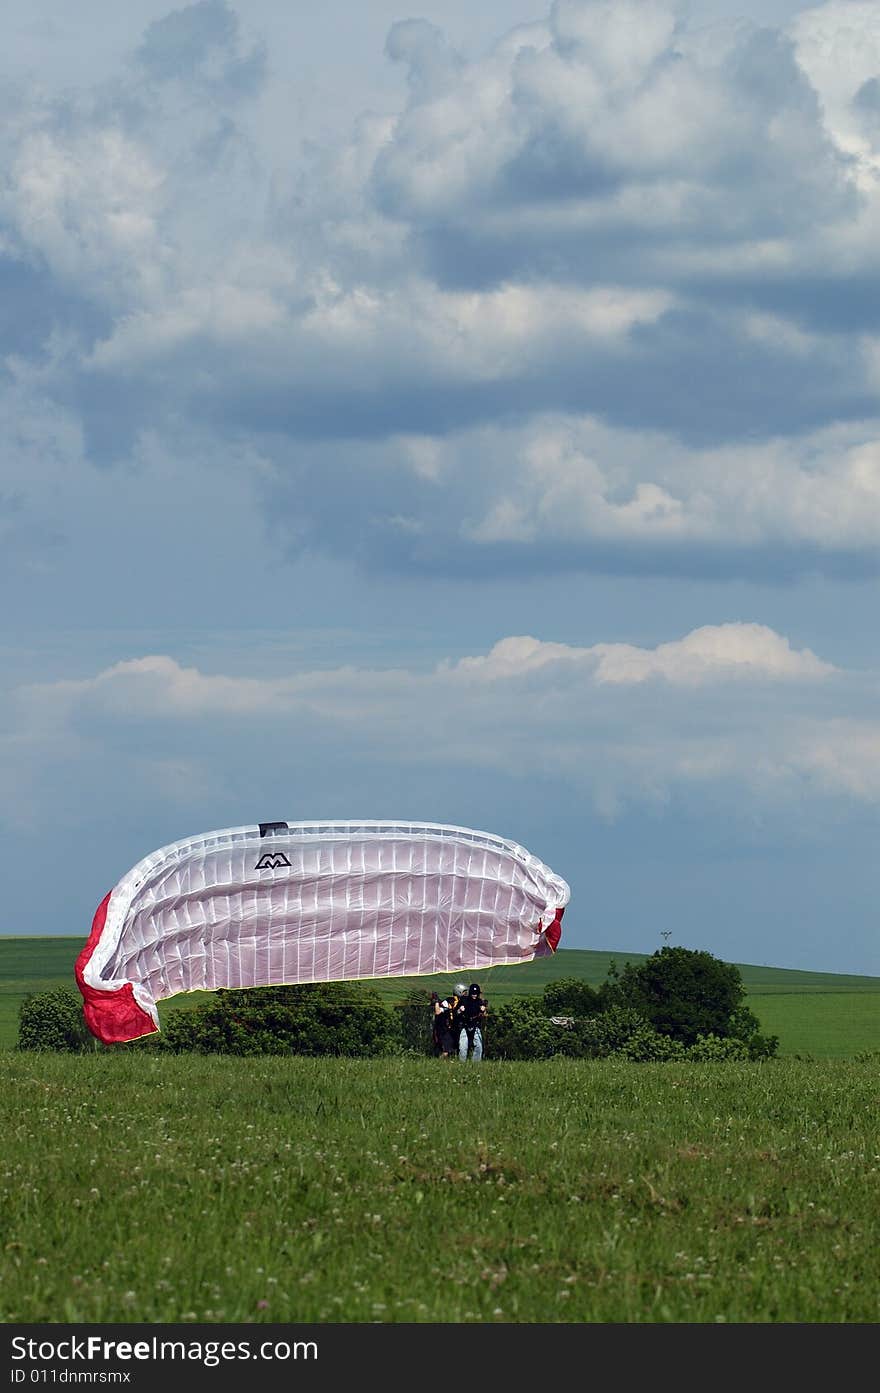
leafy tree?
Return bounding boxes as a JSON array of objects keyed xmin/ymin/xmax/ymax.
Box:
[
  {"xmin": 541, "ymin": 977, "xmax": 600, "ymax": 1018},
  {"xmin": 728, "ymin": 1004, "xmax": 779, "ymax": 1059},
  {"xmin": 161, "ymin": 983, "xmax": 400, "ymax": 1057},
  {"xmin": 18, "ymin": 989, "xmax": 95, "ymax": 1052},
  {"xmin": 728, "ymin": 1004, "xmax": 762, "ymax": 1040},
  {"xmin": 598, "ymin": 947, "xmax": 747, "ymax": 1046}
]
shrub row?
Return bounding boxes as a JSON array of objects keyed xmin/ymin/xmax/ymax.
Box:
[
  {"xmin": 488, "ymin": 996, "xmax": 777, "ymax": 1060},
  {"xmin": 18, "ymin": 947, "xmax": 778, "ymax": 1061}
]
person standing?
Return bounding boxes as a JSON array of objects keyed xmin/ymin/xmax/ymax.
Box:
[
  {"xmin": 457, "ymin": 983, "xmax": 488, "ymax": 1061},
  {"xmin": 432, "ymin": 989, "xmax": 461, "ymax": 1059}
]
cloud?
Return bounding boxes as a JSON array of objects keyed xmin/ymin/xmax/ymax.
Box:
[
  {"xmin": 261, "ymin": 414, "xmax": 880, "ymax": 579},
  {"xmin": 23, "ymin": 620, "xmax": 831, "ymax": 721},
  {"xmin": 449, "ymin": 623, "xmax": 834, "ymax": 684},
  {"xmin": 13, "ymin": 622, "xmax": 875, "ymax": 838},
  {"xmin": 792, "ymin": 1, "xmax": 880, "ymax": 171},
  {"xmin": 2, "ymin": 0, "xmax": 880, "ymax": 583},
  {"xmin": 5, "ymin": 126, "xmax": 166, "ymax": 311},
  {"xmin": 373, "ymin": 1, "xmax": 858, "ymax": 283},
  {"xmin": 797, "ymin": 718, "xmax": 880, "ymax": 799},
  {"xmin": 462, "ymin": 417, "xmax": 880, "ymax": 551},
  {"xmin": 132, "ymin": 0, "xmax": 266, "ymax": 97}
]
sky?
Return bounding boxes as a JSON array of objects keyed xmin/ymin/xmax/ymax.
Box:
[{"xmin": 2, "ymin": 0, "xmax": 879, "ymax": 977}]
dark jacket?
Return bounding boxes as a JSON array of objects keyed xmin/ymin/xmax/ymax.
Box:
[
  {"xmin": 433, "ymin": 994, "xmax": 460, "ymax": 1051},
  {"xmin": 458, "ymin": 992, "xmax": 488, "ymax": 1036}
]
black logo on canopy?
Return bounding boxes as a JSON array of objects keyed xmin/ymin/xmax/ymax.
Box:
[{"xmin": 255, "ymin": 851, "xmax": 292, "ymax": 870}]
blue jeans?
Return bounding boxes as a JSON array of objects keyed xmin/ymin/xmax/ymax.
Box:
[{"xmin": 459, "ymin": 1027, "xmax": 482, "ymax": 1061}]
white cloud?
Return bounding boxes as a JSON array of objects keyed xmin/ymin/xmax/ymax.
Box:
[
  {"xmin": 446, "ymin": 623, "xmax": 834, "ymax": 684},
  {"xmin": 4, "ymin": 127, "xmax": 168, "ymax": 308},
  {"xmin": 590, "ymin": 623, "xmax": 835, "ymax": 683},
  {"xmin": 798, "ymin": 718, "xmax": 880, "ymax": 798},
  {"xmin": 12, "ymin": 622, "xmax": 869, "ymax": 834},
  {"xmin": 276, "ymin": 414, "xmax": 880, "ymax": 570},
  {"xmin": 84, "ymin": 273, "xmax": 673, "ymax": 390},
  {"xmin": 792, "ymin": 1, "xmax": 880, "ymax": 173},
  {"xmin": 461, "ymin": 415, "xmax": 880, "ymax": 554},
  {"xmin": 373, "ymin": 0, "xmax": 855, "ymax": 250}
]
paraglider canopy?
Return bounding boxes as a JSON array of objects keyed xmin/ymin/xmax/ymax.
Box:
[{"xmin": 75, "ymin": 819, "xmax": 570, "ymax": 1044}]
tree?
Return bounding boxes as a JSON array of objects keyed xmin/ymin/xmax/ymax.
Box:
[
  {"xmin": 541, "ymin": 977, "xmax": 600, "ymax": 1018},
  {"xmin": 728, "ymin": 1004, "xmax": 780, "ymax": 1059},
  {"xmin": 598, "ymin": 946, "xmax": 747, "ymax": 1046},
  {"xmin": 18, "ymin": 989, "xmax": 95, "ymax": 1052}
]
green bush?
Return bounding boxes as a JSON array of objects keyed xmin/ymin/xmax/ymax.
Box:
[
  {"xmin": 599, "ymin": 947, "xmax": 747, "ymax": 1045},
  {"xmin": 396, "ymin": 988, "xmax": 437, "ymax": 1055},
  {"xmin": 615, "ymin": 1025, "xmax": 686, "ymax": 1061},
  {"xmin": 743, "ymin": 1032, "xmax": 780, "ymax": 1060},
  {"xmin": 161, "ymin": 983, "xmax": 401, "ymax": 1057},
  {"xmin": 490, "ymin": 997, "xmax": 680, "ymax": 1061},
  {"xmin": 489, "ymin": 996, "xmax": 559, "ymax": 1060},
  {"xmin": 687, "ymin": 1032, "xmax": 750, "ymax": 1061},
  {"xmin": 17, "ymin": 989, "xmax": 95, "ymax": 1053},
  {"xmin": 567, "ymin": 1005, "xmax": 676, "ymax": 1059}
]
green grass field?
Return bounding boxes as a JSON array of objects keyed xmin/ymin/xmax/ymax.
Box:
[
  {"xmin": 2, "ymin": 937, "xmax": 878, "ymax": 1056},
  {"xmin": 4, "ymin": 939, "xmax": 878, "ymax": 1326},
  {"xmin": 1, "ymin": 1053, "xmax": 877, "ymax": 1324}
]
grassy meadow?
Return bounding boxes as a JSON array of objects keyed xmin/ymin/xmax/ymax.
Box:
[
  {"xmin": 3, "ymin": 938, "xmax": 878, "ymax": 1325},
  {"xmin": 2, "ymin": 1052, "xmax": 877, "ymax": 1324}
]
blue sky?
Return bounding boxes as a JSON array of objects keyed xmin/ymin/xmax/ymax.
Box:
[{"xmin": 2, "ymin": 0, "xmax": 879, "ymax": 976}]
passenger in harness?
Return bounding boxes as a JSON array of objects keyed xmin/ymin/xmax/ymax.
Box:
[{"xmin": 431, "ymin": 990, "xmax": 461, "ymax": 1059}]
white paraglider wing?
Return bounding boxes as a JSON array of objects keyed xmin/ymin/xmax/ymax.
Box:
[{"xmin": 76, "ymin": 820, "xmax": 570, "ymax": 1043}]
